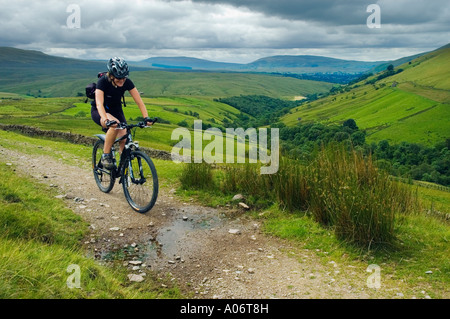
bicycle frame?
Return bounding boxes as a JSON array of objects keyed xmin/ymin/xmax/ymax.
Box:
[
  {"xmin": 94, "ymin": 121, "xmax": 151, "ymax": 180},
  {"xmin": 93, "ymin": 119, "xmax": 159, "ymax": 213}
]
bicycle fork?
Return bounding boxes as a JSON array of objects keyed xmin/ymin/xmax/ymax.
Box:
[{"xmin": 119, "ymin": 154, "xmax": 147, "ymax": 186}]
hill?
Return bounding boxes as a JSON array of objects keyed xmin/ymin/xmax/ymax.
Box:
[
  {"xmin": 131, "ymin": 56, "xmax": 244, "ymax": 70},
  {"xmin": 131, "ymin": 54, "xmax": 425, "ymax": 84},
  {"xmin": 281, "ymin": 44, "xmax": 450, "ymax": 146},
  {"xmin": 245, "ymin": 55, "xmax": 384, "ymax": 74},
  {"xmin": 0, "ymin": 47, "xmax": 333, "ymax": 98},
  {"xmin": 131, "ymin": 55, "xmax": 388, "ymax": 74},
  {"xmin": 0, "ymin": 47, "xmax": 155, "ymax": 97},
  {"xmin": 130, "ymin": 70, "xmax": 333, "ymax": 98}
]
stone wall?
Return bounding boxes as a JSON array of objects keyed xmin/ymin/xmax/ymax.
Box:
[{"xmin": 0, "ymin": 124, "xmax": 173, "ymax": 161}]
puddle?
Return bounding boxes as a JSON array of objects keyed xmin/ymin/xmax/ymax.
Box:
[
  {"xmin": 143, "ymin": 207, "xmax": 225, "ymax": 267},
  {"xmin": 95, "ymin": 205, "xmax": 231, "ymax": 269}
]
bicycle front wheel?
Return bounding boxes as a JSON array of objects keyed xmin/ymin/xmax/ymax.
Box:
[
  {"xmin": 122, "ymin": 151, "xmax": 158, "ymax": 213},
  {"xmin": 92, "ymin": 140, "xmax": 115, "ymax": 193}
]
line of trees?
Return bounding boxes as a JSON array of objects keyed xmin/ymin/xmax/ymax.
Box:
[{"xmin": 215, "ymin": 95, "xmax": 301, "ymax": 128}]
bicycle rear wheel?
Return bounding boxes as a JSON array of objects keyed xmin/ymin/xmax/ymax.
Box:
[
  {"xmin": 122, "ymin": 151, "xmax": 158, "ymax": 213},
  {"xmin": 92, "ymin": 140, "xmax": 115, "ymax": 193}
]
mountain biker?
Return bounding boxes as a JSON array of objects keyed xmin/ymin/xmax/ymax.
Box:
[{"xmin": 91, "ymin": 57, "xmax": 152, "ymax": 169}]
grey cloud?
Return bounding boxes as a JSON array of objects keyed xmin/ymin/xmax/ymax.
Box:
[
  {"xmin": 0, "ymin": 0, "xmax": 449, "ymax": 63},
  {"xmin": 188, "ymin": 0, "xmax": 450, "ymax": 26}
]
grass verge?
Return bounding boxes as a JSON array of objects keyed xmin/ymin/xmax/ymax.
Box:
[{"xmin": 0, "ymin": 161, "xmax": 182, "ymax": 299}]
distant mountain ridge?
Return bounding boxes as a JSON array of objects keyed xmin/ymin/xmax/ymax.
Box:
[
  {"xmin": 130, "ymin": 53, "xmax": 430, "ymax": 76},
  {"xmin": 0, "ymin": 46, "xmax": 427, "ymax": 77},
  {"xmin": 131, "ymin": 54, "xmax": 388, "ymax": 74},
  {"xmin": 131, "ymin": 56, "xmax": 244, "ymax": 71}
]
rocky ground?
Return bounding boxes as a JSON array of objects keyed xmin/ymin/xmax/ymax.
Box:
[{"xmin": 1, "ymin": 146, "xmax": 402, "ymax": 299}]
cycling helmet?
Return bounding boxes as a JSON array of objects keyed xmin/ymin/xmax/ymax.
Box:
[{"xmin": 107, "ymin": 57, "xmax": 129, "ymax": 79}]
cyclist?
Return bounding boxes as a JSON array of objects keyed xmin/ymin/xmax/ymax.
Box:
[{"xmin": 91, "ymin": 57, "xmax": 153, "ymax": 169}]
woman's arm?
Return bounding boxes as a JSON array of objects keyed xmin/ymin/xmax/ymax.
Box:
[{"xmin": 129, "ymin": 88, "xmax": 150, "ymax": 120}]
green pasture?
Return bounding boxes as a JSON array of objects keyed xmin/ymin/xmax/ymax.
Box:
[
  {"xmin": 0, "ymin": 95, "xmax": 247, "ymax": 153},
  {"xmin": 283, "ymin": 85, "xmax": 450, "ymax": 145},
  {"xmin": 124, "ymin": 70, "xmax": 333, "ymax": 99},
  {"xmin": 0, "ymin": 95, "xmax": 276, "ymax": 159},
  {"xmin": 393, "ymin": 47, "xmax": 450, "ymax": 90},
  {"xmin": 0, "ymin": 67, "xmax": 334, "ymax": 99}
]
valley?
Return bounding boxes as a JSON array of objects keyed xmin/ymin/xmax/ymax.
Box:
[{"xmin": 0, "ymin": 44, "xmax": 449, "ymax": 301}]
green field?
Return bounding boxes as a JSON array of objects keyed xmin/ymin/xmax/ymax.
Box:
[
  {"xmin": 0, "ymin": 67, "xmax": 333, "ymax": 99},
  {"xmin": 130, "ymin": 70, "xmax": 333, "ymax": 98},
  {"xmin": 283, "ymin": 85, "xmax": 450, "ymax": 145},
  {"xmin": 0, "ymin": 95, "xmax": 249, "ymax": 152},
  {"xmin": 282, "ymin": 47, "xmax": 450, "ymax": 146}
]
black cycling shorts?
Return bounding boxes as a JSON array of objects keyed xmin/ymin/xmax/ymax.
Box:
[{"xmin": 91, "ymin": 102, "xmax": 127, "ymax": 130}]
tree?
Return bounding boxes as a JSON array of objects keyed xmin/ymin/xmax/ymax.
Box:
[
  {"xmin": 351, "ymin": 131, "xmax": 366, "ymax": 146},
  {"xmin": 343, "ymin": 119, "xmax": 358, "ymax": 131}
]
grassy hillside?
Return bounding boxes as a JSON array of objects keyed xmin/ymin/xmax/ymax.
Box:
[
  {"xmin": 0, "ymin": 66, "xmax": 333, "ymax": 99},
  {"xmin": 131, "ymin": 70, "xmax": 333, "ymax": 98},
  {"xmin": 282, "ymin": 45, "xmax": 450, "ymax": 146},
  {"xmin": 0, "ymin": 95, "xmax": 250, "ymax": 152},
  {"xmin": 0, "ymin": 47, "xmax": 334, "ymax": 98},
  {"xmin": 394, "ymin": 46, "xmax": 450, "ymax": 92}
]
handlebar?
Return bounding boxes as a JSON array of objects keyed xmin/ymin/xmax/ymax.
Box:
[{"xmin": 106, "ymin": 117, "xmax": 158, "ymax": 129}]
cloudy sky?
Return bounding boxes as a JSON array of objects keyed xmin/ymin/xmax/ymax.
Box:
[{"xmin": 1, "ymin": 0, "xmax": 449, "ymax": 63}]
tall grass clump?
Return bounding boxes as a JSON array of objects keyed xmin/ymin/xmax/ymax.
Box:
[
  {"xmin": 179, "ymin": 161, "xmax": 214, "ymax": 190},
  {"xmin": 220, "ymin": 163, "xmax": 273, "ymax": 198},
  {"xmin": 178, "ymin": 143, "xmax": 418, "ymax": 247},
  {"xmin": 305, "ymin": 143, "xmax": 417, "ymax": 246},
  {"xmin": 272, "ymin": 157, "xmax": 309, "ymax": 212}
]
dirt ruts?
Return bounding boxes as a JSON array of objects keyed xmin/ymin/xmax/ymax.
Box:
[{"xmin": 0, "ymin": 145, "xmax": 387, "ymax": 299}]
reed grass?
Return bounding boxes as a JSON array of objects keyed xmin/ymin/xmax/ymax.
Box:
[
  {"xmin": 304, "ymin": 144, "xmax": 416, "ymax": 246},
  {"xmin": 179, "ymin": 160, "xmax": 214, "ymax": 190},
  {"xmin": 181, "ymin": 142, "xmax": 419, "ymax": 247}
]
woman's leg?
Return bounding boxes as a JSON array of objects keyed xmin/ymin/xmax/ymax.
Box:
[{"xmin": 103, "ymin": 113, "xmax": 127, "ymax": 154}]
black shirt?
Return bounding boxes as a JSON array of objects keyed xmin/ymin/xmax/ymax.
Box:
[{"xmin": 96, "ymin": 75, "xmax": 135, "ymax": 113}]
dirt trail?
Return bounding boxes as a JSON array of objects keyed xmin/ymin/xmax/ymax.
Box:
[{"xmin": 0, "ymin": 145, "xmax": 384, "ymax": 299}]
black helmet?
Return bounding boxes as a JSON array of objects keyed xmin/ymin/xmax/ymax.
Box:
[{"xmin": 107, "ymin": 57, "xmax": 129, "ymax": 79}]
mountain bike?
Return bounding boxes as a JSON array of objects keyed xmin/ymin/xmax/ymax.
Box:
[{"xmin": 92, "ymin": 119, "xmax": 159, "ymax": 214}]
